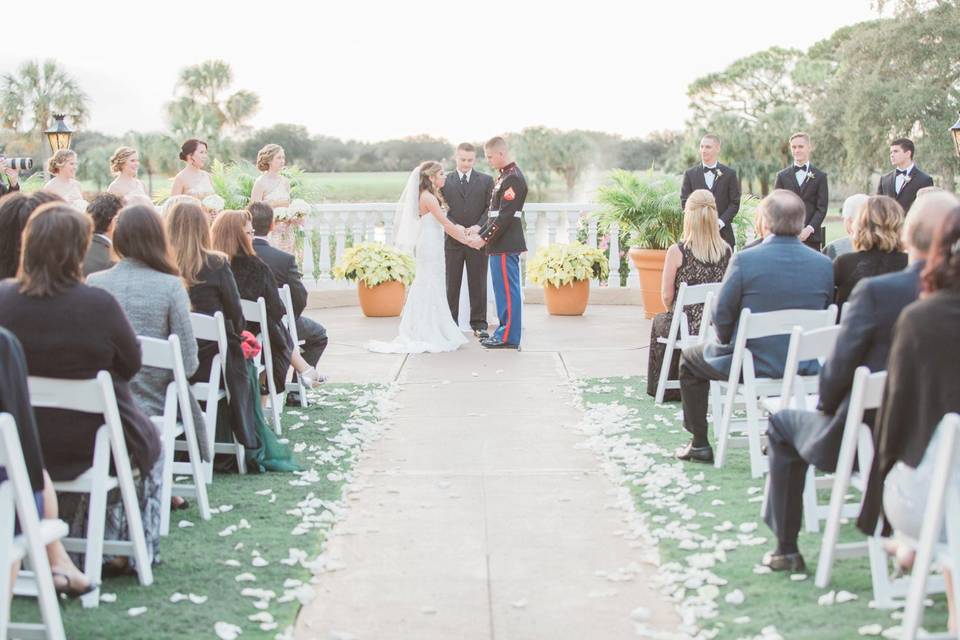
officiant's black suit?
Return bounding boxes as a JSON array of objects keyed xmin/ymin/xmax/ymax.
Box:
[
  {"xmin": 876, "ymin": 166, "xmax": 934, "ymax": 213},
  {"xmin": 441, "ymin": 170, "xmax": 494, "ymax": 330},
  {"xmin": 681, "ymin": 163, "xmax": 741, "ymax": 248},
  {"xmin": 774, "ymin": 164, "xmax": 829, "ymax": 249}
]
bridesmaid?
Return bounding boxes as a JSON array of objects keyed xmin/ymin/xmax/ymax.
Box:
[
  {"xmin": 249, "ymin": 144, "xmax": 290, "ymax": 207},
  {"xmin": 107, "ymin": 147, "xmax": 148, "ymax": 202},
  {"xmin": 42, "ymin": 150, "xmax": 84, "ymax": 204},
  {"xmin": 170, "ymin": 139, "xmax": 214, "ymax": 201}
]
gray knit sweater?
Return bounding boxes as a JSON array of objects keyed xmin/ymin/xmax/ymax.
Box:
[{"xmin": 88, "ymin": 258, "xmax": 209, "ymax": 460}]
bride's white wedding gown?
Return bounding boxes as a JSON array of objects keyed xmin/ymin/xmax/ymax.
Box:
[{"xmin": 367, "ymin": 213, "xmax": 468, "ymax": 354}]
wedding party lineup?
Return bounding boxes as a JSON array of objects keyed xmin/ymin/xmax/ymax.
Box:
[{"xmin": 1, "ymin": 1, "xmax": 959, "ymax": 639}]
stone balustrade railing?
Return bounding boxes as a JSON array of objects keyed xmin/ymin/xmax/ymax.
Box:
[{"xmin": 294, "ymin": 203, "xmax": 636, "ymax": 290}]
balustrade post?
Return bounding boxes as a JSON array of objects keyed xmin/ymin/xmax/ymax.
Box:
[
  {"xmin": 608, "ymin": 221, "xmax": 623, "ymax": 288},
  {"xmin": 301, "ymin": 209, "xmax": 317, "ymax": 289},
  {"xmin": 382, "ymin": 210, "xmax": 394, "ymax": 246},
  {"xmin": 546, "ymin": 210, "xmax": 560, "ymax": 246},
  {"xmin": 587, "ymin": 215, "xmax": 598, "ymax": 248},
  {"xmin": 365, "ymin": 210, "xmax": 377, "ymax": 243},
  {"xmin": 335, "ymin": 211, "xmax": 348, "ymax": 289},
  {"xmin": 318, "ymin": 211, "xmax": 332, "ymax": 286}
]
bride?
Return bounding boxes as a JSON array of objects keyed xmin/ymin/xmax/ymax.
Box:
[{"xmin": 368, "ymin": 161, "xmax": 480, "ymax": 354}]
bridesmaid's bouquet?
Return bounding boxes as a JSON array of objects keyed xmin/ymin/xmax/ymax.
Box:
[{"xmin": 274, "ymin": 199, "xmax": 311, "ymax": 224}]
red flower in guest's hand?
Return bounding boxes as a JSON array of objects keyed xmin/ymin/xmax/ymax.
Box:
[{"xmin": 240, "ymin": 330, "xmax": 261, "ymax": 360}]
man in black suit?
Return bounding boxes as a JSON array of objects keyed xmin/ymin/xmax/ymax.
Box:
[
  {"xmin": 248, "ymin": 202, "xmax": 328, "ymax": 401},
  {"xmin": 82, "ymin": 193, "xmax": 122, "ymax": 276},
  {"xmin": 774, "ymin": 132, "xmax": 829, "ymax": 250},
  {"xmin": 681, "ymin": 134, "xmax": 741, "ymax": 248},
  {"xmin": 877, "ymin": 137, "xmax": 934, "ymax": 213},
  {"xmin": 440, "ymin": 142, "xmax": 494, "ymax": 337},
  {"xmin": 761, "ymin": 190, "xmax": 958, "ymax": 572}
]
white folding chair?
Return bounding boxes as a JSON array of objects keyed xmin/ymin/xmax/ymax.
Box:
[
  {"xmin": 29, "ymin": 372, "xmax": 153, "ymax": 608},
  {"xmin": 0, "ymin": 415, "xmax": 66, "ymax": 640},
  {"xmin": 279, "ymin": 284, "xmax": 308, "ymax": 409},
  {"xmin": 712, "ymin": 305, "xmax": 838, "ymax": 478},
  {"xmin": 189, "ymin": 312, "xmax": 245, "ymax": 480},
  {"xmin": 655, "ymin": 282, "xmax": 723, "ymax": 404},
  {"xmin": 241, "ymin": 297, "xmax": 282, "ymax": 435},
  {"xmin": 901, "ymin": 413, "xmax": 960, "ymax": 639},
  {"xmin": 138, "ymin": 335, "xmax": 211, "ymax": 536},
  {"xmin": 758, "ymin": 324, "xmax": 842, "ymax": 533}
]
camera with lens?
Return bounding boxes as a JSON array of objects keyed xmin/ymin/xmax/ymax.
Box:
[{"xmin": 1, "ymin": 156, "xmax": 33, "ymax": 171}]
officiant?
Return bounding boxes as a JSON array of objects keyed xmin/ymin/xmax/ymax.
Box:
[{"xmin": 441, "ymin": 142, "xmax": 494, "ymax": 337}]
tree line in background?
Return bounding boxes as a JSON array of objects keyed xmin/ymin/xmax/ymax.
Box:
[{"xmin": 1, "ymin": 0, "xmax": 956, "ymax": 200}]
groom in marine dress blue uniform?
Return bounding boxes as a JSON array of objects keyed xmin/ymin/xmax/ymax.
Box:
[{"xmin": 474, "ymin": 136, "xmax": 527, "ymax": 350}]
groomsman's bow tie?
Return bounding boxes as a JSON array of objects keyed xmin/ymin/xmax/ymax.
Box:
[
  {"xmin": 896, "ymin": 168, "xmax": 909, "ymax": 176},
  {"xmin": 795, "ymin": 164, "xmax": 809, "ymax": 171},
  {"xmin": 703, "ymin": 167, "xmax": 717, "ymax": 175}
]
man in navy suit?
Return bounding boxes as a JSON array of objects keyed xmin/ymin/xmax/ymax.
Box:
[
  {"xmin": 681, "ymin": 134, "xmax": 741, "ymax": 248},
  {"xmin": 761, "ymin": 191, "xmax": 958, "ymax": 572},
  {"xmin": 676, "ymin": 190, "xmax": 834, "ymax": 464},
  {"xmin": 773, "ymin": 132, "xmax": 829, "ymax": 250},
  {"xmin": 248, "ymin": 202, "xmax": 328, "ymax": 402},
  {"xmin": 877, "ymin": 137, "xmax": 934, "ymax": 213}
]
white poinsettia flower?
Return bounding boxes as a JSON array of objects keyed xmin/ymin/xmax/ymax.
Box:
[{"xmin": 202, "ymin": 194, "xmax": 225, "ymax": 212}]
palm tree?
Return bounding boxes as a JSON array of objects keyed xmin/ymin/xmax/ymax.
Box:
[
  {"xmin": 166, "ymin": 60, "xmax": 259, "ymax": 141},
  {"xmin": 0, "ymin": 59, "xmax": 88, "ymax": 153}
]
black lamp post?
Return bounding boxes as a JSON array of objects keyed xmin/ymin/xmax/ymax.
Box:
[{"xmin": 44, "ymin": 114, "xmax": 74, "ymax": 154}]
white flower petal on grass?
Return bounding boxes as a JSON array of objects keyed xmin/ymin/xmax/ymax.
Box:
[
  {"xmin": 734, "ymin": 616, "xmax": 751, "ymax": 624},
  {"xmin": 836, "ymin": 590, "xmax": 859, "ymax": 603},
  {"xmin": 859, "ymin": 624, "xmax": 883, "ymax": 636},
  {"xmin": 818, "ymin": 591, "xmax": 836, "ymax": 606},
  {"xmin": 178, "ymin": 520, "xmax": 194, "ymax": 528},
  {"xmin": 254, "ymin": 489, "xmax": 273, "ymax": 496},
  {"xmin": 169, "ymin": 592, "xmax": 188, "ymax": 603},
  {"xmin": 252, "ymin": 557, "xmax": 269, "ymax": 568},
  {"xmin": 99, "ymin": 592, "xmax": 117, "ymax": 603},
  {"xmin": 724, "ymin": 589, "xmax": 745, "ymax": 605},
  {"xmin": 188, "ymin": 593, "xmax": 208, "ymax": 604},
  {"xmin": 218, "ymin": 525, "xmax": 237, "ymax": 537},
  {"xmin": 235, "ymin": 573, "xmax": 257, "ymax": 582},
  {"xmin": 218, "ymin": 505, "xmax": 234, "ymax": 513},
  {"xmin": 238, "ymin": 518, "xmax": 251, "ymax": 529},
  {"xmin": 261, "ymin": 622, "xmax": 279, "ymax": 632},
  {"xmin": 881, "ymin": 626, "xmax": 903, "ymax": 639},
  {"xmin": 739, "ymin": 522, "xmax": 758, "ymax": 533},
  {"xmin": 790, "ymin": 574, "xmax": 808, "ymax": 581},
  {"xmin": 752, "ymin": 565, "xmax": 773, "ymax": 575},
  {"xmin": 249, "ymin": 612, "xmax": 274, "ymax": 623},
  {"xmin": 747, "ymin": 487, "xmax": 763, "ymax": 495},
  {"xmin": 223, "ymin": 559, "xmax": 242, "ymax": 568},
  {"xmin": 214, "ymin": 621, "xmax": 243, "ymax": 639},
  {"xmin": 127, "ymin": 607, "xmax": 148, "ymax": 617}
]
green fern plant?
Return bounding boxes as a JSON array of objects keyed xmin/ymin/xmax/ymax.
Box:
[
  {"xmin": 210, "ymin": 160, "xmax": 321, "ymax": 209},
  {"xmin": 596, "ymin": 170, "xmax": 684, "ymax": 250}
]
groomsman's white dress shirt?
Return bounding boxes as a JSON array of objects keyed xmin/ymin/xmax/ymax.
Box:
[
  {"xmin": 703, "ymin": 164, "xmax": 717, "ymax": 190},
  {"xmin": 895, "ymin": 163, "xmax": 915, "ymax": 194}
]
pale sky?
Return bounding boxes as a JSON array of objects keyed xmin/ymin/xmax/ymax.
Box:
[{"xmin": 3, "ymin": 0, "xmax": 877, "ymax": 142}]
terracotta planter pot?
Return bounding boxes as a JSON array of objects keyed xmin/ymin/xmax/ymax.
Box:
[
  {"xmin": 543, "ymin": 279, "xmax": 590, "ymax": 316},
  {"xmin": 357, "ymin": 280, "xmax": 406, "ymax": 317},
  {"xmin": 628, "ymin": 247, "xmax": 668, "ymax": 319}
]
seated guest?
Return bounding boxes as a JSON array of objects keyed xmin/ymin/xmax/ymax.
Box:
[
  {"xmin": 248, "ymin": 201, "xmax": 327, "ymax": 402},
  {"xmin": 208, "ymin": 210, "xmax": 300, "ymax": 472},
  {"xmin": 82, "ymin": 193, "xmax": 124, "ymax": 276},
  {"xmin": 647, "ymin": 189, "xmax": 731, "ymax": 400},
  {"xmin": 0, "ymin": 203, "xmax": 161, "ymax": 570},
  {"xmin": 0, "ymin": 191, "xmax": 62, "ymax": 279},
  {"xmin": 858, "ymin": 204, "xmax": 960, "ymax": 632},
  {"xmin": 164, "ymin": 202, "xmax": 259, "ymax": 459},
  {"xmin": 675, "ymin": 190, "xmax": 834, "ymax": 463},
  {"xmin": 0, "ymin": 327, "xmax": 95, "ymax": 597},
  {"xmin": 833, "ymin": 195, "xmax": 907, "ymax": 307},
  {"xmin": 741, "ymin": 199, "xmax": 769, "ymax": 251},
  {"xmin": 761, "ymin": 191, "xmax": 958, "ymax": 572},
  {"xmin": 823, "ymin": 193, "xmax": 869, "ymax": 260},
  {"xmin": 87, "ymin": 204, "xmax": 209, "ymax": 471}
]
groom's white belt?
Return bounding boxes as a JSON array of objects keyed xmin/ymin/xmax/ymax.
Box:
[{"xmin": 488, "ymin": 210, "xmax": 523, "ymax": 218}]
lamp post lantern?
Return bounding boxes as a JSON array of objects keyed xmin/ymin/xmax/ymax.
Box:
[{"xmin": 44, "ymin": 114, "xmax": 74, "ymax": 154}]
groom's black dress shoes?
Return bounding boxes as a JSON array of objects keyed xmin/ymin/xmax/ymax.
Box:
[
  {"xmin": 675, "ymin": 442, "xmax": 714, "ymax": 463},
  {"xmin": 762, "ymin": 550, "xmax": 807, "ymax": 573},
  {"xmin": 480, "ymin": 338, "xmax": 519, "ymax": 350},
  {"xmin": 473, "ymin": 329, "xmax": 489, "ymax": 339}
]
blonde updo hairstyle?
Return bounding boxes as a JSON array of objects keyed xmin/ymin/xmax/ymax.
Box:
[
  {"xmin": 47, "ymin": 149, "xmax": 77, "ymax": 175},
  {"xmin": 110, "ymin": 146, "xmax": 138, "ymax": 175},
  {"xmin": 256, "ymin": 144, "xmax": 284, "ymax": 172},
  {"xmin": 681, "ymin": 189, "xmax": 729, "ymax": 264}
]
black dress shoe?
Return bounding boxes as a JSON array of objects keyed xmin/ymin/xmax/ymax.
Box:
[
  {"xmin": 762, "ymin": 550, "xmax": 807, "ymax": 573},
  {"xmin": 675, "ymin": 442, "xmax": 714, "ymax": 463},
  {"xmin": 473, "ymin": 329, "xmax": 490, "ymax": 339},
  {"xmin": 285, "ymin": 394, "xmax": 302, "ymax": 407},
  {"xmin": 480, "ymin": 338, "xmax": 519, "ymax": 350}
]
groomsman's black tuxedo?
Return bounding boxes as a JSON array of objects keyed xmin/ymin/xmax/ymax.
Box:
[
  {"xmin": 681, "ymin": 163, "xmax": 741, "ymax": 248},
  {"xmin": 877, "ymin": 165, "xmax": 934, "ymax": 213},
  {"xmin": 441, "ymin": 169, "xmax": 494, "ymax": 331},
  {"xmin": 774, "ymin": 163, "xmax": 829, "ymax": 249}
]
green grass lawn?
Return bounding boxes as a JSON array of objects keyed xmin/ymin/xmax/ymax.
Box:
[
  {"xmin": 10, "ymin": 383, "xmax": 389, "ymax": 640},
  {"xmin": 574, "ymin": 376, "xmax": 948, "ymax": 640}
]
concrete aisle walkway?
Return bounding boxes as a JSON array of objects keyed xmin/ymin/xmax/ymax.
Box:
[{"xmin": 295, "ymin": 305, "xmax": 677, "ymax": 639}]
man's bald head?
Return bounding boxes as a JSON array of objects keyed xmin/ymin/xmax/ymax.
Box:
[
  {"xmin": 904, "ymin": 191, "xmax": 960, "ymax": 258},
  {"xmin": 762, "ymin": 189, "xmax": 806, "ymax": 236}
]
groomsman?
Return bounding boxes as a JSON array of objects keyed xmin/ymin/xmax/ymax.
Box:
[
  {"xmin": 774, "ymin": 132, "xmax": 829, "ymax": 250},
  {"xmin": 877, "ymin": 137, "xmax": 934, "ymax": 213},
  {"xmin": 681, "ymin": 134, "xmax": 741, "ymax": 248},
  {"xmin": 441, "ymin": 142, "xmax": 494, "ymax": 337}
]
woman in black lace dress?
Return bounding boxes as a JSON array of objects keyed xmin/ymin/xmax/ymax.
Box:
[{"xmin": 647, "ymin": 190, "xmax": 732, "ymax": 399}]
